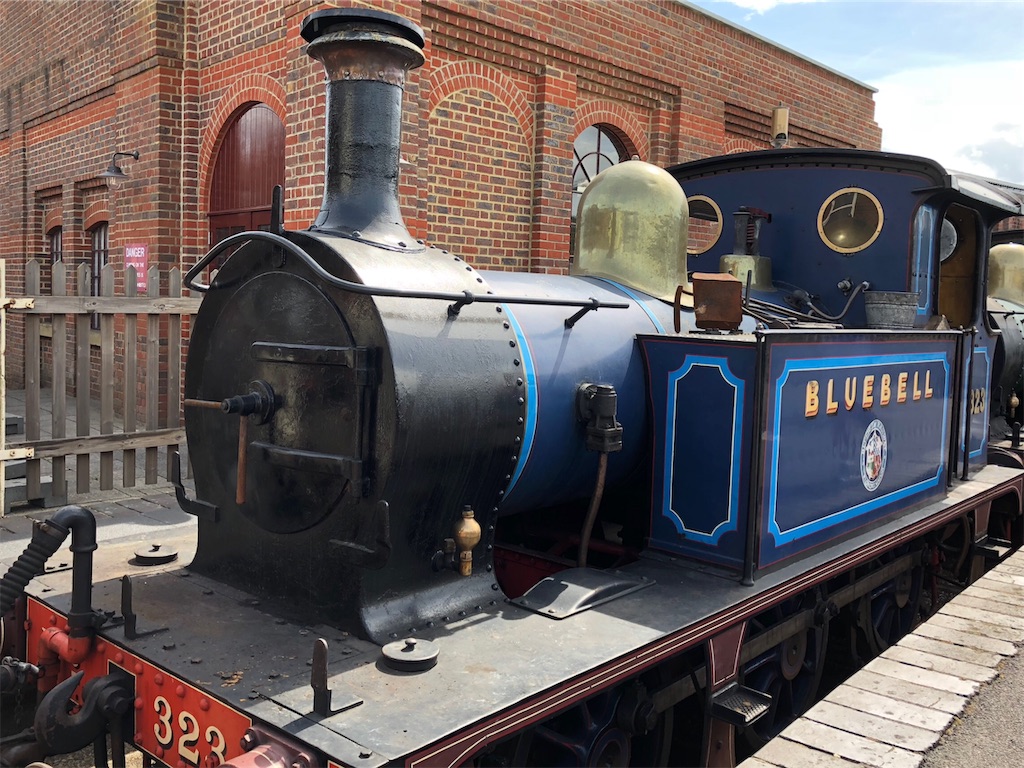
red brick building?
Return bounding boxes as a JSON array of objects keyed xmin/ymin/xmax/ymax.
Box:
[{"xmin": 0, "ymin": 0, "xmax": 881, "ymax": 392}]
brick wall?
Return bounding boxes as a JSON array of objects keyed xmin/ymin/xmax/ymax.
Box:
[{"xmin": 1, "ymin": 0, "xmax": 881, "ymax": 395}]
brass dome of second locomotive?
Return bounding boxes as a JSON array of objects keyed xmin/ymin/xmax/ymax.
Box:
[
  {"xmin": 572, "ymin": 159, "xmax": 689, "ymax": 302},
  {"xmin": 989, "ymin": 242, "xmax": 1024, "ymax": 304}
]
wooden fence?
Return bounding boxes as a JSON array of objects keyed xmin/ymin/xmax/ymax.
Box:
[{"xmin": 0, "ymin": 258, "xmax": 203, "ymax": 515}]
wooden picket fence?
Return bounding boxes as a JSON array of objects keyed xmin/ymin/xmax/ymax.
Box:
[{"xmin": 0, "ymin": 259, "xmax": 203, "ymax": 514}]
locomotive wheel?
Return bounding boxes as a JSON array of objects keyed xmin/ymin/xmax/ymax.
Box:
[
  {"xmin": 482, "ymin": 677, "xmax": 673, "ymax": 767},
  {"xmin": 740, "ymin": 600, "xmax": 829, "ymax": 751},
  {"xmin": 935, "ymin": 517, "xmax": 972, "ymax": 584},
  {"xmin": 531, "ymin": 691, "xmax": 630, "ymax": 768},
  {"xmin": 849, "ymin": 559, "xmax": 923, "ymax": 662},
  {"xmin": 914, "ymin": 516, "xmax": 974, "ymax": 619}
]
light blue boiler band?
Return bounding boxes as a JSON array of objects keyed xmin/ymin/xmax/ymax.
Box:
[
  {"xmin": 502, "ymin": 304, "xmax": 537, "ymax": 499},
  {"xmin": 593, "ymin": 278, "xmax": 666, "ymax": 334}
]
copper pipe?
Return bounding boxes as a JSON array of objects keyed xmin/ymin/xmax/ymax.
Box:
[
  {"xmin": 184, "ymin": 399, "xmax": 224, "ymax": 411},
  {"xmin": 236, "ymin": 417, "xmax": 248, "ymax": 505},
  {"xmin": 577, "ymin": 452, "xmax": 609, "ymax": 568},
  {"xmin": 184, "ymin": 398, "xmax": 224, "ymax": 410}
]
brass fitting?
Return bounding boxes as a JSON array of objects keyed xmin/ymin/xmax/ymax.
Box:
[{"xmin": 452, "ymin": 506, "xmax": 482, "ymax": 577}]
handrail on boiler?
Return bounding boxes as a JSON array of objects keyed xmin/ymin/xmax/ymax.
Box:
[{"xmin": 184, "ymin": 231, "xmax": 629, "ymax": 321}]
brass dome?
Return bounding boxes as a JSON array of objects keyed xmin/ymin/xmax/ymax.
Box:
[
  {"xmin": 572, "ymin": 159, "xmax": 689, "ymax": 302},
  {"xmin": 989, "ymin": 242, "xmax": 1024, "ymax": 303}
]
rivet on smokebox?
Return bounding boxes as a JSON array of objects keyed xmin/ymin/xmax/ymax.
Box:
[{"xmin": 132, "ymin": 543, "xmax": 178, "ymax": 566}]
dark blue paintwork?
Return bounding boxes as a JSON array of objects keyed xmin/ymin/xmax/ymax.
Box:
[
  {"xmin": 961, "ymin": 343, "xmax": 993, "ymax": 461},
  {"xmin": 677, "ymin": 165, "xmax": 935, "ymax": 328},
  {"xmin": 758, "ymin": 332, "xmax": 959, "ymax": 567},
  {"xmin": 639, "ymin": 336, "xmax": 757, "ymax": 568},
  {"xmin": 641, "ymin": 329, "xmax": 962, "ymax": 573},
  {"xmin": 482, "ymin": 271, "xmax": 683, "ymax": 516}
]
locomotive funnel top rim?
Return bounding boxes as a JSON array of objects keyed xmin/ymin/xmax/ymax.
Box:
[{"xmin": 301, "ymin": 8, "xmax": 425, "ymax": 49}]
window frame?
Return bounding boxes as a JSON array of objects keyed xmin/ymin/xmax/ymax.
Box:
[
  {"xmin": 89, "ymin": 222, "xmax": 109, "ymax": 330},
  {"xmin": 48, "ymin": 226, "xmax": 63, "ymax": 264}
]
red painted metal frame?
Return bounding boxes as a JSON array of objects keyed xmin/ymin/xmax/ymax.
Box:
[{"xmin": 25, "ymin": 598, "xmax": 253, "ymax": 768}]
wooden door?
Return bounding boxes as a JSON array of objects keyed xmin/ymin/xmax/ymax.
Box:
[{"xmin": 208, "ymin": 103, "xmax": 285, "ymax": 254}]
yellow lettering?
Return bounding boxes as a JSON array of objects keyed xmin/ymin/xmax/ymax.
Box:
[
  {"xmin": 803, "ymin": 370, "xmax": 936, "ymax": 416},
  {"xmin": 805, "ymin": 380, "xmax": 819, "ymax": 418},
  {"xmin": 862, "ymin": 375, "xmax": 875, "ymax": 409},
  {"xmin": 844, "ymin": 377, "xmax": 857, "ymax": 411},
  {"xmin": 970, "ymin": 388, "xmax": 986, "ymax": 415}
]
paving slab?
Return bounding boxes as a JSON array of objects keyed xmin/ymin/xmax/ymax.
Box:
[
  {"xmin": 879, "ymin": 646, "xmax": 995, "ymax": 683},
  {"xmin": 910, "ymin": 620, "xmax": 1016, "ymax": 656},
  {"xmin": 803, "ymin": 701, "xmax": 937, "ymax": 752},
  {"xmin": 896, "ymin": 634, "xmax": 1003, "ymax": 668},
  {"xmin": 756, "ymin": 736, "xmax": 870, "ymax": 768},
  {"xmin": 979, "ymin": 569, "xmax": 1024, "ymax": 587},
  {"xmin": 938, "ymin": 600, "xmax": 1024, "ymax": 632},
  {"xmin": 925, "ymin": 611, "xmax": 1024, "ymax": 643},
  {"xmin": 951, "ymin": 591, "xmax": 1024, "ymax": 618},
  {"xmin": 964, "ymin": 582, "xmax": 1024, "ymax": 606},
  {"xmin": 823, "ymin": 686, "xmax": 954, "ymax": 733},
  {"xmin": 840, "ymin": 670, "xmax": 967, "ymax": 715},
  {"xmin": 971, "ymin": 574, "xmax": 1024, "ymax": 595},
  {"xmin": 862, "ymin": 657, "xmax": 977, "ymax": 697},
  {"xmin": 774, "ymin": 719, "xmax": 921, "ymax": 768},
  {"xmin": 992, "ymin": 560, "xmax": 1024, "ymax": 575}
]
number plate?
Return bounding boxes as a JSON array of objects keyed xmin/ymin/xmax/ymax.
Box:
[{"xmin": 27, "ymin": 599, "xmax": 253, "ymax": 768}]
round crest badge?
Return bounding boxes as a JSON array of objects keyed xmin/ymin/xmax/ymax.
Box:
[{"xmin": 860, "ymin": 419, "xmax": 887, "ymax": 492}]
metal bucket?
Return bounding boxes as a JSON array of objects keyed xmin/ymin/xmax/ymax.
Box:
[{"xmin": 864, "ymin": 291, "xmax": 919, "ymax": 329}]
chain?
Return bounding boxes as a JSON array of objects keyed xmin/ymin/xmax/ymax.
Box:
[{"xmin": 14, "ymin": 671, "xmax": 25, "ymax": 726}]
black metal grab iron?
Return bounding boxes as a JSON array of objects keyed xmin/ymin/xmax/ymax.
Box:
[{"xmin": 184, "ymin": 230, "xmax": 629, "ymax": 321}]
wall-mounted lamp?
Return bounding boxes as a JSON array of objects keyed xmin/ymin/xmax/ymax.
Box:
[
  {"xmin": 770, "ymin": 107, "xmax": 789, "ymax": 150},
  {"xmin": 99, "ymin": 150, "xmax": 140, "ymax": 187}
]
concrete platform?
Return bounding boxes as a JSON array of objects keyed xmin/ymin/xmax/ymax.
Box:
[{"xmin": 740, "ymin": 550, "xmax": 1024, "ymax": 768}]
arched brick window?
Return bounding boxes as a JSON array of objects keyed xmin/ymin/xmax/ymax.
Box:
[
  {"xmin": 48, "ymin": 226, "xmax": 63, "ymax": 264},
  {"xmin": 571, "ymin": 124, "xmax": 629, "ymax": 253},
  {"xmin": 208, "ymin": 103, "xmax": 285, "ymax": 253}
]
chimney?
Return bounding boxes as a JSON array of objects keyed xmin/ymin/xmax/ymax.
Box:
[{"xmin": 301, "ymin": 9, "xmax": 425, "ymax": 249}]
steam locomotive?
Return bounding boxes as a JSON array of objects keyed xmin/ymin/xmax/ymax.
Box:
[{"xmin": 4, "ymin": 8, "xmax": 1024, "ymax": 768}]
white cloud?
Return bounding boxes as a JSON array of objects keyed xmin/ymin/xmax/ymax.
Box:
[
  {"xmin": 873, "ymin": 60, "xmax": 1024, "ymax": 183},
  {"xmin": 718, "ymin": 0, "xmax": 826, "ymax": 14}
]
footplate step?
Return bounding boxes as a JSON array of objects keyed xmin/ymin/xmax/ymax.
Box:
[
  {"xmin": 978, "ymin": 536, "xmax": 1013, "ymax": 562},
  {"xmin": 710, "ymin": 684, "xmax": 772, "ymax": 727}
]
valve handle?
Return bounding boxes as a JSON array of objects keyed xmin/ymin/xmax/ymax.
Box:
[{"xmin": 183, "ymin": 380, "xmax": 277, "ymax": 506}]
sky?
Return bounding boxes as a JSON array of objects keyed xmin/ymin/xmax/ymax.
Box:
[{"xmin": 684, "ymin": 0, "xmax": 1024, "ymax": 184}]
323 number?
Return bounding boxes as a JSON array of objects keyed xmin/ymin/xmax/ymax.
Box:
[
  {"xmin": 153, "ymin": 696, "xmax": 227, "ymax": 766},
  {"xmin": 969, "ymin": 388, "xmax": 986, "ymax": 416}
]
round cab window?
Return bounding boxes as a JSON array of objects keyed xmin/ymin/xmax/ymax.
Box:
[
  {"xmin": 939, "ymin": 217, "xmax": 958, "ymax": 262},
  {"xmin": 687, "ymin": 195, "xmax": 723, "ymax": 256},
  {"xmin": 817, "ymin": 187, "xmax": 883, "ymax": 254}
]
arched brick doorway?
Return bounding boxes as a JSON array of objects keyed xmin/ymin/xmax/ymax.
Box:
[{"xmin": 208, "ymin": 103, "xmax": 285, "ymax": 249}]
